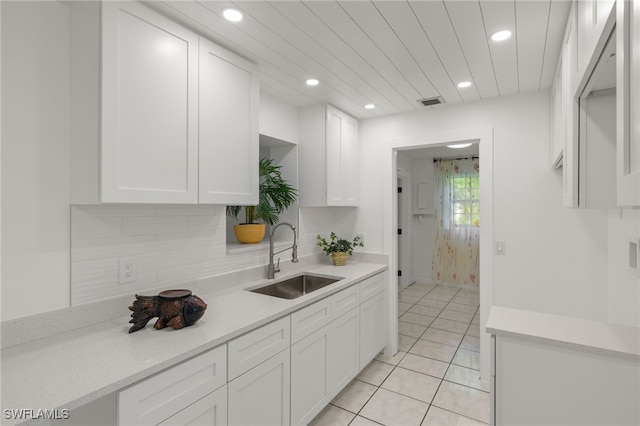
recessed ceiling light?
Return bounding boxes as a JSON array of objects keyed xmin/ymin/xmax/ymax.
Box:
[
  {"xmin": 364, "ymin": 104, "xmax": 376, "ymax": 110},
  {"xmin": 491, "ymin": 30, "xmax": 512, "ymax": 42},
  {"xmin": 457, "ymin": 81, "xmax": 472, "ymax": 88},
  {"xmin": 447, "ymin": 143, "xmax": 473, "ymax": 149},
  {"xmin": 306, "ymin": 79, "xmax": 319, "ymax": 86},
  {"xmin": 222, "ymin": 8, "xmax": 243, "ymax": 22}
]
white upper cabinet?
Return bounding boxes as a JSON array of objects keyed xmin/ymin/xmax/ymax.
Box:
[
  {"xmin": 299, "ymin": 104, "xmax": 358, "ymax": 207},
  {"xmin": 199, "ymin": 38, "xmax": 259, "ymax": 205},
  {"xmin": 101, "ymin": 1, "xmax": 199, "ymax": 203},
  {"xmin": 97, "ymin": 1, "xmax": 258, "ymax": 205},
  {"xmin": 576, "ymin": 0, "xmax": 616, "ymax": 79},
  {"xmin": 617, "ymin": 0, "xmax": 640, "ymax": 206}
]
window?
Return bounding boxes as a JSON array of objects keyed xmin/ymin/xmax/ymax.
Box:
[{"xmin": 450, "ymin": 175, "xmax": 479, "ymax": 227}]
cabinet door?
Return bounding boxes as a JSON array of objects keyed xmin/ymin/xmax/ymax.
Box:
[
  {"xmin": 330, "ymin": 308, "xmax": 360, "ymax": 397},
  {"xmin": 359, "ymin": 290, "xmax": 388, "ymax": 369},
  {"xmin": 562, "ymin": 7, "xmax": 580, "ymax": 208},
  {"xmin": 199, "ymin": 38, "xmax": 259, "ymax": 205},
  {"xmin": 159, "ymin": 386, "xmax": 227, "ymax": 426},
  {"xmin": 291, "ymin": 325, "xmax": 331, "ymax": 426},
  {"xmin": 341, "ymin": 115, "xmax": 359, "ymax": 206},
  {"xmin": 617, "ymin": 0, "xmax": 640, "ymax": 206},
  {"xmin": 326, "ymin": 107, "xmax": 344, "ymax": 206},
  {"xmin": 101, "ymin": 1, "xmax": 198, "ymax": 203},
  {"xmin": 228, "ymin": 350, "xmax": 290, "ymax": 426},
  {"xmin": 326, "ymin": 106, "xmax": 358, "ymax": 207}
]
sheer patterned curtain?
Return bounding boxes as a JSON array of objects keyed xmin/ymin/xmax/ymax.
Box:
[{"xmin": 432, "ymin": 158, "xmax": 480, "ymax": 286}]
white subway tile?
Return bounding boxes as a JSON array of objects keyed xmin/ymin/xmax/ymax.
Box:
[{"xmin": 72, "ymin": 216, "xmax": 122, "ymax": 240}]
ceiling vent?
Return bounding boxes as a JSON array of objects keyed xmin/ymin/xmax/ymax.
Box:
[{"xmin": 418, "ymin": 96, "xmax": 445, "ymax": 107}]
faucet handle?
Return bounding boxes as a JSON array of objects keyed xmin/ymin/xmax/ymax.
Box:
[{"xmin": 274, "ymin": 258, "xmax": 281, "ymax": 273}]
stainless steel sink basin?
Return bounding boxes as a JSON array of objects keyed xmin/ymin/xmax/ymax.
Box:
[{"xmin": 249, "ymin": 274, "xmax": 342, "ymax": 299}]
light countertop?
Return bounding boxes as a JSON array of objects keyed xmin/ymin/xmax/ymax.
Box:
[
  {"xmin": 486, "ymin": 306, "xmax": 640, "ymax": 362},
  {"xmin": 1, "ymin": 261, "xmax": 387, "ymax": 425}
]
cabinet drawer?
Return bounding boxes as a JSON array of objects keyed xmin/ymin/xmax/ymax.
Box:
[
  {"xmin": 228, "ymin": 316, "xmax": 290, "ymax": 380},
  {"xmin": 331, "ymin": 285, "xmax": 359, "ymax": 319},
  {"xmin": 359, "ymin": 272, "xmax": 386, "ymax": 302},
  {"xmin": 291, "ymin": 297, "xmax": 332, "ymax": 343},
  {"xmin": 118, "ymin": 344, "xmax": 227, "ymax": 426},
  {"xmin": 158, "ymin": 385, "xmax": 227, "ymax": 426}
]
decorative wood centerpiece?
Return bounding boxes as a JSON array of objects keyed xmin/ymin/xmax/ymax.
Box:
[
  {"xmin": 316, "ymin": 232, "xmax": 364, "ymax": 266},
  {"xmin": 227, "ymin": 158, "xmax": 298, "ymax": 244},
  {"xmin": 128, "ymin": 289, "xmax": 207, "ymax": 333}
]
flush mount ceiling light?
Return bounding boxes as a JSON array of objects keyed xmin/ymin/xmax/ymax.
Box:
[
  {"xmin": 491, "ymin": 30, "xmax": 512, "ymax": 42},
  {"xmin": 306, "ymin": 79, "xmax": 319, "ymax": 86},
  {"xmin": 447, "ymin": 143, "xmax": 473, "ymax": 149},
  {"xmin": 222, "ymin": 8, "xmax": 243, "ymax": 22},
  {"xmin": 457, "ymin": 81, "xmax": 472, "ymax": 88},
  {"xmin": 364, "ymin": 104, "xmax": 376, "ymax": 110}
]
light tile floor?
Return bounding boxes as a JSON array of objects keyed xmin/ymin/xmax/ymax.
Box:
[{"xmin": 310, "ymin": 283, "xmax": 489, "ymax": 426}]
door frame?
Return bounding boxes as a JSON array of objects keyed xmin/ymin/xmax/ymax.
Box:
[
  {"xmin": 396, "ymin": 171, "xmax": 412, "ymax": 289},
  {"xmin": 387, "ymin": 127, "xmax": 494, "ymax": 385}
]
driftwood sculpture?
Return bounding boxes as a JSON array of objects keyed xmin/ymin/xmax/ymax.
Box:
[{"xmin": 128, "ymin": 289, "xmax": 207, "ymax": 333}]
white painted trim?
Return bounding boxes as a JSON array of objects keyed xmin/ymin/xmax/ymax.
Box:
[
  {"xmin": 386, "ymin": 127, "xmax": 494, "ymax": 383},
  {"xmin": 397, "ymin": 171, "xmax": 412, "ymax": 289}
]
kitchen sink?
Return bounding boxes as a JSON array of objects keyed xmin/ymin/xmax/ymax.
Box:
[{"xmin": 249, "ymin": 274, "xmax": 343, "ymax": 299}]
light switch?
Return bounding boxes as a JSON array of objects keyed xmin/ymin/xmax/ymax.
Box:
[{"xmin": 495, "ymin": 240, "xmax": 505, "ymax": 255}]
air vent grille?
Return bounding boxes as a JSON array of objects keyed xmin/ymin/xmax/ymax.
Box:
[{"xmin": 418, "ymin": 96, "xmax": 445, "ymax": 107}]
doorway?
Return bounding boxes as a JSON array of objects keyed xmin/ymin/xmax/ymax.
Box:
[{"xmin": 388, "ymin": 127, "xmax": 493, "ymax": 385}]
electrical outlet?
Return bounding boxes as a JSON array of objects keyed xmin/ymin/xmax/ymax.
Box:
[
  {"xmin": 357, "ymin": 233, "xmax": 365, "ymax": 245},
  {"xmin": 118, "ymin": 257, "xmax": 137, "ymax": 284}
]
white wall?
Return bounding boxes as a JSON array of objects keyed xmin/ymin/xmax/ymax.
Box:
[
  {"xmin": 409, "ymin": 158, "xmax": 435, "ymax": 283},
  {"xmin": 359, "ymin": 92, "xmax": 617, "ymax": 323},
  {"xmin": 606, "ymin": 209, "xmax": 640, "ymax": 326},
  {"xmin": 1, "ymin": 1, "xmax": 72, "ymax": 320}
]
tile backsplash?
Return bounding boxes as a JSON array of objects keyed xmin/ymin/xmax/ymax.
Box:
[{"xmin": 71, "ymin": 205, "xmax": 357, "ymax": 305}]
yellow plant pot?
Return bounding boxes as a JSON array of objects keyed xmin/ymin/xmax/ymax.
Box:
[
  {"xmin": 234, "ymin": 224, "xmax": 266, "ymax": 244},
  {"xmin": 331, "ymin": 252, "xmax": 349, "ymax": 266}
]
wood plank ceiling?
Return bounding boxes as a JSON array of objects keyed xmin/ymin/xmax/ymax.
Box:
[{"xmin": 151, "ymin": 1, "xmax": 572, "ymax": 120}]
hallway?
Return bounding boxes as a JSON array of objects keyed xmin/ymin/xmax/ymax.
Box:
[{"xmin": 310, "ymin": 283, "xmax": 488, "ymax": 425}]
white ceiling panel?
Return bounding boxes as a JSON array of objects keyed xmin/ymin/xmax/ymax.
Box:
[
  {"xmin": 445, "ymin": 0, "xmax": 500, "ymax": 99},
  {"xmin": 373, "ymin": 1, "xmax": 462, "ymax": 104},
  {"xmin": 480, "ymin": 1, "xmax": 519, "ymax": 96},
  {"xmin": 515, "ymin": 0, "xmax": 552, "ymax": 92},
  {"xmin": 150, "ymin": 0, "xmax": 571, "ymax": 119},
  {"xmin": 539, "ymin": 0, "xmax": 573, "ymax": 91},
  {"xmin": 410, "ymin": 1, "xmax": 481, "ymax": 103}
]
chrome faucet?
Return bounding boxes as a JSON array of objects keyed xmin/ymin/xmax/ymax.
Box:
[{"xmin": 267, "ymin": 222, "xmax": 298, "ymax": 279}]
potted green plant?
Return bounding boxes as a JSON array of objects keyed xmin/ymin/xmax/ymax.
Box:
[
  {"xmin": 227, "ymin": 158, "xmax": 298, "ymax": 244},
  {"xmin": 316, "ymin": 232, "xmax": 364, "ymax": 266}
]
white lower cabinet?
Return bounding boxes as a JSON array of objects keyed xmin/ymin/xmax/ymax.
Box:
[
  {"xmin": 159, "ymin": 385, "xmax": 227, "ymax": 426},
  {"xmin": 291, "ymin": 325, "xmax": 331, "ymax": 426},
  {"xmin": 359, "ymin": 290, "xmax": 388, "ymax": 369},
  {"xmin": 228, "ymin": 349, "xmax": 291, "ymax": 426},
  {"xmin": 116, "ymin": 271, "xmax": 387, "ymax": 426},
  {"xmin": 330, "ymin": 308, "xmax": 360, "ymax": 395}
]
